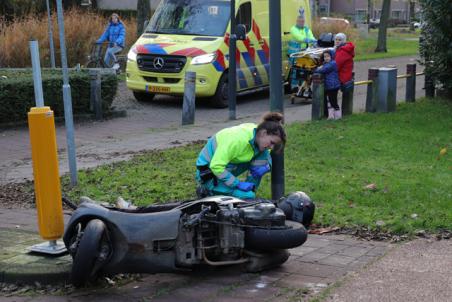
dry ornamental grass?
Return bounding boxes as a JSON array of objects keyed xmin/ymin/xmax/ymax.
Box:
[{"xmin": 0, "ymin": 9, "xmax": 137, "ymax": 68}]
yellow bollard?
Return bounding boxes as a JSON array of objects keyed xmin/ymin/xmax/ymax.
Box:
[{"xmin": 28, "ymin": 106, "xmax": 64, "ymax": 240}]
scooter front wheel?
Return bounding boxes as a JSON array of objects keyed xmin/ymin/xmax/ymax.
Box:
[
  {"xmin": 245, "ymin": 220, "xmax": 308, "ymax": 251},
  {"xmin": 71, "ymin": 219, "xmax": 107, "ymax": 287}
]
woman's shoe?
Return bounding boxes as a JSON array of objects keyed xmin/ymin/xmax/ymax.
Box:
[
  {"xmin": 327, "ymin": 107, "xmax": 335, "ymax": 120},
  {"xmin": 334, "ymin": 109, "xmax": 342, "ymax": 120}
]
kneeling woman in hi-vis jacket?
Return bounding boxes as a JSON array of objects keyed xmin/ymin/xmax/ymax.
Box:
[{"xmin": 196, "ymin": 112, "xmax": 286, "ymax": 200}]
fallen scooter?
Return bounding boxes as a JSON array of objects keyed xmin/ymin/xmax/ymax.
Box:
[{"xmin": 63, "ymin": 192, "xmax": 315, "ymax": 287}]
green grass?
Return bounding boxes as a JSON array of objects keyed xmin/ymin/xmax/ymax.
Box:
[
  {"xmin": 355, "ymin": 28, "xmax": 420, "ymax": 61},
  {"xmin": 63, "ymin": 99, "xmax": 452, "ymax": 235}
]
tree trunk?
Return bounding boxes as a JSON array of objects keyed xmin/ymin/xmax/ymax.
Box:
[
  {"xmin": 137, "ymin": 0, "xmax": 151, "ymax": 38},
  {"xmin": 375, "ymin": 0, "xmax": 391, "ymax": 53},
  {"xmin": 367, "ymin": 0, "xmax": 373, "ymax": 32},
  {"xmin": 409, "ymin": 1, "xmax": 415, "ymax": 31}
]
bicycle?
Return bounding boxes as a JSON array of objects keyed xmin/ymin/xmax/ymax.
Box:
[{"xmin": 85, "ymin": 42, "xmax": 127, "ymax": 73}]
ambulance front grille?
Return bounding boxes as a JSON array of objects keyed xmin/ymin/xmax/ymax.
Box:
[{"xmin": 136, "ymin": 54, "xmax": 187, "ymax": 73}]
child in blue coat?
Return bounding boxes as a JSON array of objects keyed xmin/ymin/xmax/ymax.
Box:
[
  {"xmin": 315, "ymin": 49, "xmax": 341, "ymax": 120},
  {"xmin": 97, "ymin": 13, "xmax": 126, "ymax": 69}
]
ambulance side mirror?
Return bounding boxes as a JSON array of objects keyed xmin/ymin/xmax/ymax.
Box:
[{"xmin": 236, "ymin": 24, "xmax": 247, "ymax": 40}]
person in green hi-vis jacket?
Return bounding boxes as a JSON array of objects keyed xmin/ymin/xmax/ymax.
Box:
[
  {"xmin": 289, "ymin": 9, "xmax": 317, "ymax": 53},
  {"xmin": 288, "ymin": 9, "xmax": 317, "ymax": 94},
  {"xmin": 195, "ymin": 113, "xmax": 286, "ymax": 200}
]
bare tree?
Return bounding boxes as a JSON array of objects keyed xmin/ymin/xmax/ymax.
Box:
[
  {"xmin": 375, "ymin": 0, "xmax": 390, "ymax": 52},
  {"xmin": 367, "ymin": 0, "xmax": 373, "ymax": 32},
  {"xmin": 409, "ymin": 0, "xmax": 416, "ymax": 31},
  {"xmin": 137, "ymin": 0, "xmax": 151, "ymax": 38}
]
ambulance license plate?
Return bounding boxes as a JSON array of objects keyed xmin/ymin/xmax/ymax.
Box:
[{"xmin": 146, "ymin": 85, "xmax": 170, "ymax": 93}]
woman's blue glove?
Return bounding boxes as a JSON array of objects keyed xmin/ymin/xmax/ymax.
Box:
[
  {"xmin": 237, "ymin": 182, "xmax": 255, "ymax": 192},
  {"xmin": 250, "ymin": 164, "xmax": 271, "ymax": 179}
]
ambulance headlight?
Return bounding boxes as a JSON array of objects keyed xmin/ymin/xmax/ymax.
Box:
[
  {"xmin": 128, "ymin": 46, "xmax": 138, "ymax": 62},
  {"xmin": 191, "ymin": 53, "xmax": 217, "ymax": 65}
]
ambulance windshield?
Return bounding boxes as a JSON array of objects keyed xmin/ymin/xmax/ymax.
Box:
[{"xmin": 146, "ymin": 0, "xmax": 231, "ymax": 36}]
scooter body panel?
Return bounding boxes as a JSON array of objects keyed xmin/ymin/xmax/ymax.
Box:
[{"xmin": 64, "ymin": 202, "xmax": 182, "ymax": 274}]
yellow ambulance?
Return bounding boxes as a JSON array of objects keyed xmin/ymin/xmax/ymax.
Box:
[{"xmin": 126, "ymin": 0, "xmax": 312, "ymax": 107}]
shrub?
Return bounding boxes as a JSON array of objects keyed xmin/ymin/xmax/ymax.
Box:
[
  {"xmin": 0, "ymin": 8, "xmax": 137, "ymax": 68},
  {"xmin": 419, "ymin": 0, "xmax": 452, "ymax": 99},
  {"xmin": 312, "ymin": 19, "xmax": 359, "ymax": 44},
  {"xmin": 0, "ymin": 69, "xmax": 118, "ymax": 124}
]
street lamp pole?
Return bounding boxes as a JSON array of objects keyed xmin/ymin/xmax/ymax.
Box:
[
  {"xmin": 56, "ymin": 0, "xmax": 78, "ymax": 186},
  {"xmin": 228, "ymin": 0, "xmax": 237, "ymax": 120},
  {"xmin": 269, "ymin": 0, "xmax": 285, "ymax": 200}
]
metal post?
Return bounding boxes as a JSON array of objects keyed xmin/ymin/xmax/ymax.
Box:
[
  {"xmin": 89, "ymin": 69, "xmax": 102, "ymax": 118},
  {"xmin": 425, "ymin": 68, "xmax": 435, "ymax": 98},
  {"xmin": 29, "ymin": 40, "xmax": 45, "ymax": 107},
  {"xmin": 342, "ymin": 72, "xmax": 354, "ymax": 116},
  {"xmin": 365, "ymin": 68, "xmax": 379, "ymax": 113},
  {"xmin": 377, "ymin": 67, "xmax": 397, "ymax": 112},
  {"xmin": 182, "ymin": 71, "xmax": 196, "ymax": 125},
  {"xmin": 269, "ymin": 0, "xmax": 284, "ymax": 200},
  {"xmin": 311, "ymin": 73, "xmax": 325, "ymax": 120},
  {"xmin": 269, "ymin": 1, "xmax": 284, "ymax": 114},
  {"xmin": 89, "ymin": 69, "xmax": 96, "ymax": 111},
  {"xmin": 46, "ymin": 0, "xmax": 56, "ymax": 68},
  {"xmin": 56, "ymin": 0, "xmax": 78, "ymax": 186},
  {"xmin": 228, "ymin": 0, "xmax": 237, "ymax": 120},
  {"xmin": 405, "ymin": 63, "xmax": 416, "ymax": 102},
  {"xmin": 94, "ymin": 72, "xmax": 102, "ymax": 120}
]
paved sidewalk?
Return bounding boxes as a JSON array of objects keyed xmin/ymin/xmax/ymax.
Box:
[{"xmin": 325, "ymin": 239, "xmax": 452, "ymax": 302}]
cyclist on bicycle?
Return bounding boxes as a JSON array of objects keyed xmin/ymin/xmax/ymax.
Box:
[{"xmin": 96, "ymin": 13, "xmax": 126, "ymax": 70}]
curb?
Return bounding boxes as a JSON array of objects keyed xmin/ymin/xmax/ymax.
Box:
[{"xmin": 0, "ymin": 228, "xmax": 71, "ymax": 284}]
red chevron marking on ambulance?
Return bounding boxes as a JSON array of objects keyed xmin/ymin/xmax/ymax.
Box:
[
  {"xmin": 243, "ymin": 37, "xmax": 256, "ymax": 62},
  {"xmin": 224, "ymin": 33, "xmax": 241, "ymax": 64},
  {"xmin": 215, "ymin": 49, "xmax": 226, "ymax": 69},
  {"xmin": 171, "ymin": 48, "xmax": 207, "ymax": 57},
  {"xmin": 252, "ymin": 20, "xmax": 269, "ymax": 59}
]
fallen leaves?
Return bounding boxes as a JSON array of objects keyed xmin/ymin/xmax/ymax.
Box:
[
  {"xmin": 364, "ymin": 183, "xmax": 378, "ymax": 191},
  {"xmin": 308, "ymin": 226, "xmax": 340, "ymax": 235},
  {"xmin": 437, "ymin": 147, "xmax": 447, "ymax": 160},
  {"xmin": 375, "ymin": 220, "xmax": 386, "ymax": 227}
]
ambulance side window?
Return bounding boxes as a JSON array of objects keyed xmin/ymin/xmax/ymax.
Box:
[{"xmin": 236, "ymin": 2, "xmax": 251, "ymax": 33}]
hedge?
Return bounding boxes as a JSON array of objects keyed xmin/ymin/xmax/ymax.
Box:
[
  {"xmin": 0, "ymin": 69, "xmax": 118, "ymax": 124},
  {"xmin": 419, "ymin": 0, "xmax": 452, "ymax": 99}
]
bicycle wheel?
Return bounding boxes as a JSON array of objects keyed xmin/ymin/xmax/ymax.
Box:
[
  {"xmin": 86, "ymin": 60, "xmax": 100, "ymax": 68},
  {"xmin": 117, "ymin": 56, "xmax": 127, "ymax": 72}
]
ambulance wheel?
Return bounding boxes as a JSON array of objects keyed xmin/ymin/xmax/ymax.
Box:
[
  {"xmin": 211, "ymin": 72, "xmax": 229, "ymax": 108},
  {"xmin": 133, "ymin": 91, "xmax": 155, "ymax": 102}
]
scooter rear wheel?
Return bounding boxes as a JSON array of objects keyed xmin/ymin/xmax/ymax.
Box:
[{"xmin": 71, "ymin": 219, "xmax": 106, "ymax": 287}]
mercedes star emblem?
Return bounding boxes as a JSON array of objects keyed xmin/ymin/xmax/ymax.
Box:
[{"xmin": 153, "ymin": 57, "xmax": 165, "ymax": 69}]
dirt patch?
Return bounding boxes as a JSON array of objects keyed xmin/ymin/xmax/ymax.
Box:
[
  {"xmin": 0, "ymin": 274, "xmax": 143, "ymax": 297},
  {"xmin": 0, "ymin": 182, "xmax": 35, "ymax": 209},
  {"xmin": 332, "ymin": 226, "xmax": 452, "ymax": 242}
]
